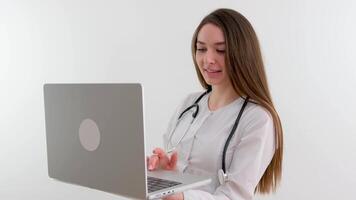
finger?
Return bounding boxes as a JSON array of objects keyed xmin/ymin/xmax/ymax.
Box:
[
  {"xmin": 163, "ymin": 192, "xmax": 182, "ymax": 200},
  {"xmin": 153, "ymin": 148, "xmax": 170, "ymax": 168},
  {"xmin": 148, "ymin": 155, "xmax": 159, "ymax": 170},
  {"xmin": 151, "ymin": 155, "xmax": 159, "ymax": 170},
  {"xmin": 147, "ymin": 155, "xmax": 153, "ymax": 170},
  {"xmin": 153, "ymin": 147, "xmax": 166, "ymax": 158},
  {"xmin": 166, "ymin": 151, "xmax": 178, "ymax": 170}
]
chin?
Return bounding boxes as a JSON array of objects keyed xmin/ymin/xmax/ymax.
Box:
[
  {"xmin": 205, "ymin": 80, "xmax": 222, "ymax": 86},
  {"xmin": 202, "ymin": 75, "xmax": 226, "ymax": 86},
  {"xmin": 204, "ymin": 78, "xmax": 230, "ymax": 87}
]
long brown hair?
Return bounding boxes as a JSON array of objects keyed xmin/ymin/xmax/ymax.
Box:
[{"xmin": 191, "ymin": 8, "xmax": 283, "ymax": 194}]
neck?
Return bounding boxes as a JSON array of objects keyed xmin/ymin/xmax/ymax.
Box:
[{"xmin": 208, "ymin": 84, "xmax": 239, "ymax": 111}]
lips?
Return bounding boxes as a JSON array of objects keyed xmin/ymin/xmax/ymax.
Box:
[
  {"xmin": 203, "ymin": 68, "xmax": 223, "ymax": 79},
  {"xmin": 204, "ymin": 68, "xmax": 222, "ymax": 73}
]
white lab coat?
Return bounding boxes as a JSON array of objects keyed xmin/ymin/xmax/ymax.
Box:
[{"xmin": 163, "ymin": 92, "xmax": 275, "ymax": 200}]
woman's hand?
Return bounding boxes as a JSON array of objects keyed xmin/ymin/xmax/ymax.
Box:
[
  {"xmin": 147, "ymin": 147, "xmax": 178, "ymax": 170},
  {"xmin": 163, "ymin": 192, "xmax": 184, "ymax": 200}
]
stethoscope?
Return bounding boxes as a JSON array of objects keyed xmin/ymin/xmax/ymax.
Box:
[{"xmin": 165, "ymin": 89, "xmax": 249, "ymax": 185}]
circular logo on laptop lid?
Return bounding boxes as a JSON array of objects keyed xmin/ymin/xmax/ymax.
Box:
[{"xmin": 79, "ymin": 118, "xmax": 101, "ymax": 151}]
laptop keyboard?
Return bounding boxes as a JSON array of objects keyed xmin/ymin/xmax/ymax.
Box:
[{"xmin": 147, "ymin": 176, "xmax": 182, "ymax": 193}]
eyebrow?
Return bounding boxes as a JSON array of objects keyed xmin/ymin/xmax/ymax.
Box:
[{"xmin": 197, "ymin": 40, "xmax": 225, "ymax": 45}]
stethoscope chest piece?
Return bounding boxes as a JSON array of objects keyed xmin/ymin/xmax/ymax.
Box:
[{"xmin": 218, "ymin": 169, "xmax": 228, "ymax": 185}]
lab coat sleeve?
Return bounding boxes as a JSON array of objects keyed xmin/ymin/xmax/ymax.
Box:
[{"xmin": 183, "ymin": 106, "xmax": 276, "ymax": 200}]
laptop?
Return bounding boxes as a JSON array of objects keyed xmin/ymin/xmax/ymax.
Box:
[{"xmin": 43, "ymin": 83, "xmax": 211, "ymax": 199}]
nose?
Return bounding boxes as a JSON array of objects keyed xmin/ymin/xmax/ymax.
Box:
[{"xmin": 204, "ymin": 49, "xmax": 216, "ymax": 65}]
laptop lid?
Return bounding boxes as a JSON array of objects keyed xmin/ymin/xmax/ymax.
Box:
[{"xmin": 44, "ymin": 83, "xmax": 147, "ymax": 199}]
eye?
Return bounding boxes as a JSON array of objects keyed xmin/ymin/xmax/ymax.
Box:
[
  {"xmin": 216, "ymin": 49, "xmax": 225, "ymax": 54},
  {"xmin": 196, "ymin": 48, "xmax": 207, "ymax": 52}
]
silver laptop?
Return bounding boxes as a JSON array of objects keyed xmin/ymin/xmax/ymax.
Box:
[{"xmin": 43, "ymin": 83, "xmax": 211, "ymax": 199}]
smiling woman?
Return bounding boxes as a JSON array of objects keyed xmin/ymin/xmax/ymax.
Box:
[
  {"xmin": 190, "ymin": 8, "xmax": 283, "ymax": 195},
  {"xmin": 147, "ymin": 8, "xmax": 283, "ymax": 200}
]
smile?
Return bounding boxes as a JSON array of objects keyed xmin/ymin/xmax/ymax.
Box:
[{"xmin": 204, "ymin": 68, "xmax": 222, "ymax": 73}]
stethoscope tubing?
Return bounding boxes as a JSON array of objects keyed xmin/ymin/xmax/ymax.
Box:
[
  {"xmin": 166, "ymin": 90, "xmax": 249, "ymax": 184},
  {"xmin": 221, "ymin": 96, "xmax": 249, "ymax": 172}
]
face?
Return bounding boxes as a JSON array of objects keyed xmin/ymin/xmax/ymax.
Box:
[{"xmin": 195, "ymin": 23, "xmax": 229, "ymax": 87}]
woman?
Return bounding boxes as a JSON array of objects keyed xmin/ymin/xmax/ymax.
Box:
[{"xmin": 148, "ymin": 8, "xmax": 283, "ymax": 200}]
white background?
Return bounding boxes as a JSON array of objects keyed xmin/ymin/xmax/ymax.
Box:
[{"xmin": 1, "ymin": 0, "xmax": 356, "ymax": 199}]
